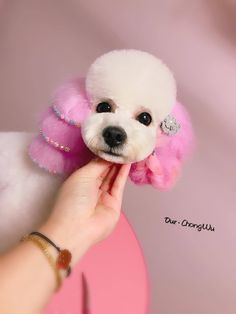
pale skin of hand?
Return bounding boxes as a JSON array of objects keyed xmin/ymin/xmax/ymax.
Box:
[{"xmin": 0, "ymin": 158, "xmax": 131, "ymax": 314}]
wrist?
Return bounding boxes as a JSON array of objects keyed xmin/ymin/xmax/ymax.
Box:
[{"xmin": 38, "ymin": 219, "xmax": 92, "ymax": 267}]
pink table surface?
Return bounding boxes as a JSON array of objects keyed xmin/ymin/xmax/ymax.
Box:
[{"xmin": 44, "ymin": 212, "xmax": 149, "ymax": 314}]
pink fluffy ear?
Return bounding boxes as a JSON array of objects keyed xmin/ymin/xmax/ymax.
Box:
[
  {"xmin": 28, "ymin": 77, "xmax": 94, "ymax": 175},
  {"xmin": 129, "ymin": 102, "xmax": 195, "ymax": 191}
]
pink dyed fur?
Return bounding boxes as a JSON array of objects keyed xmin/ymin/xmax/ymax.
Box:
[
  {"xmin": 29, "ymin": 78, "xmax": 94, "ymax": 175},
  {"xmin": 41, "ymin": 107, "xmax": 85, "ymax": 154},
  {"xmin": 29, "ymin": 78, "xmax": 194, "ymax": 190},
  {"xmin": 129, "ymin": 102, "xmax": 194, "ymax": 190},
  {"xmin": 51, "ymin": 77, "xmax": 91, "ymax": 124}
]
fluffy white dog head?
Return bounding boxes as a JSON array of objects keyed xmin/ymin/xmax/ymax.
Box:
[
  {"xmin": 81, "ymin": 49, "xmax": 176, "ymax": 163},
  {"xmin": 29, "ymin": 48, "xmax": 194, "ymax": 189}
]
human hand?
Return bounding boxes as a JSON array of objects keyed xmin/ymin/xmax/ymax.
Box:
[{"xmin": 39, "ymin": 158, "xmax": 131, "ymax": 264}]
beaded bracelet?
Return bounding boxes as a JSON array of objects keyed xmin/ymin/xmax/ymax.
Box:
[{"xmin": 20, "ymin": 234, "xmax": 62, "ymax": 291}]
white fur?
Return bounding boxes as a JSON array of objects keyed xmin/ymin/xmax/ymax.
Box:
[
  {"xmin": 0, "ymin": 132, "xmax": 63, "ymax": 252},
  {"xmin": 81, "ymin": 109, "xmax": 157, "ymax": 163},
  {"xmin": 82, "ymin": 49, "xmax": 176, "ymax": 163},
  {"xmin": 86, "ymin": 49, "xmax": 176, "ymax": 122}
]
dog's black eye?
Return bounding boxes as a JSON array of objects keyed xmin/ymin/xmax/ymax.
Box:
[
  {"xmin": 96, "ymin": 102, "xmax": 112, "ymax": 113},
  {"xmin": 136, "ymin": 112, "xmax": 152, "ymax": 126}
]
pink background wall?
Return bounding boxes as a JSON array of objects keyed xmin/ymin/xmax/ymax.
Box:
[{"xmin": 0, "ymin": 1, "xmax": 236, "ymax": 313}]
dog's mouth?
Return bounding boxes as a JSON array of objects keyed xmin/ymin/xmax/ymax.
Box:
[
  {"xmin": 97, "ymin": 148, "xmax": 125, "ymax": 163},
  {"xmin": 101, "ymin": 150, "xmax": 122, "ymax": 157}
]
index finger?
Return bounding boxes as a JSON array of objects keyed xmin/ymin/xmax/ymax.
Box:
[{"xmin": 110, "ymin": 163, "xmax": 131, "ymax": 201}]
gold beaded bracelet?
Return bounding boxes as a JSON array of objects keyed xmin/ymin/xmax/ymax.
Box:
[{"xmin": 20, "ymin": 234, "xmax": 62, "ymax": 291}]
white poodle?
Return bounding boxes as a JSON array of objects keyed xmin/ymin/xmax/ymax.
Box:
[{"xmin": 0, "ymin": 50, "xmax": 193, "ymax": 252}]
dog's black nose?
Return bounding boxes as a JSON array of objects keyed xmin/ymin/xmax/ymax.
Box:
[{"xmin": 102, "ymin": 126, "xmax": 127, "ymax": 148}]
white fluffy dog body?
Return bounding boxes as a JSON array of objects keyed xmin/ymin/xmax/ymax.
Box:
[{"xmin": 0, "ymin": 132, "xmax": 63, "ymax": 252}]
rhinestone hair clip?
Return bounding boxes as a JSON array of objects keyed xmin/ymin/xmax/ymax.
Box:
[{"xmin": 160, "ymin": 114, "xmax": 181, "ymax": 136}]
